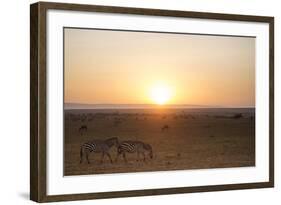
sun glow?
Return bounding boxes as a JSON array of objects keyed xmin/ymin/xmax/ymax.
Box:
[{"xmin": 150, "ymin": 84, "xmax": 172, "ymax": 105}]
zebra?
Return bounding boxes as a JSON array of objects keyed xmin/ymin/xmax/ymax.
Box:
[
  {"xmin": 80, "ymin": 137, "xmax": 119, "ymax": 164},
  {"xmin": 116, "ymin": 141, "xmax": 153, "ymax": 163}
]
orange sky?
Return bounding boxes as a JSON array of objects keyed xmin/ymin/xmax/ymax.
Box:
[{"xmin": 64, "ymin": 28, "xmax": 255, "ymax": 107}]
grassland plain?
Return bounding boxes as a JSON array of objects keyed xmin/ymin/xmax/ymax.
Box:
[{"xmin": 64, "ymin": 108, "xmax": 255, "ymax": 176}]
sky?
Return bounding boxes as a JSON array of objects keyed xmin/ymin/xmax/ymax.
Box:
[{"xmin": 64, "ymin": 28, "xmax": 255, "ymax": 107}]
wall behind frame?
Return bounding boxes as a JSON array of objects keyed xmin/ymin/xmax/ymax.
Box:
[{"xmin": 0, "ymin": 0, "xmax": 279, "ymax": 204}]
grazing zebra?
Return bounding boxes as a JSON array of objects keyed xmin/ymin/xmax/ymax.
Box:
[
  {"xmin": 79, "ymin": 125, "xmax": 87, "ymax": 136},
  {"xmin": 80, "ymin": 137, "xmax": 119, "ymax": 164},
  {"xmin": 116, "ymin": 141, "xmax": 153, "ymax": 163},
  {"xmin": 161, "ymin": 125, "xmax": 169, "ymax": 131}
]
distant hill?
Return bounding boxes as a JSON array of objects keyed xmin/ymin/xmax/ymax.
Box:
[{"xmin": 64, "ymin": 103, "xmax": 224, "ymax": 110}]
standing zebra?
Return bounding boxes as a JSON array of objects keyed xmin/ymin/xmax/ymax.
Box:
[
  {"xmin": 80, "ymin": 137, "xmax": 119, "ymax": 164},
  {"xmin": 116, "ymin": 141, "xmax": 153, "ymax": 163}
]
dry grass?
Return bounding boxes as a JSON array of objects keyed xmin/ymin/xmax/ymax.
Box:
[{"xmin": 64, "ymin": 108, "xmax": 255, "ymax": 176}]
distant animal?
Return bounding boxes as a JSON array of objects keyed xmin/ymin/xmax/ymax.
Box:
[
  {"xmin": 116, "ymin": 141, "xmax": 153, "ymax": 163},
  {"xmin": 161, "ymin": 125, "xmax": 169, "ymax": 131},
  {"xmin": 233, "ymin": 113, "xmax": 243, "ymax": 119},
  {"xmin": 78, "ymin": 125, "xmax": 87, "ymax": 135},
  {"xmin": 80, "ymin": 137, "xmax": 119, "ymax": 164}
]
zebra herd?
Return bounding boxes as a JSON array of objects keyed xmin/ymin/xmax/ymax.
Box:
[{"xmin": 80, "ymin": 137, "xmax": 153, "ymax": 164}]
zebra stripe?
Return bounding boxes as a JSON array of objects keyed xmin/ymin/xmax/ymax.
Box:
[
  {"xmin": 83, "ymin": 143, "xmax": 96, "ymax": 151},
  {"xmin": 116, "ymin": 141, "xmax": 153, "ymax": 162},
  {"xmin": 80, "ymin": 137, "xmax": 118, "ymax": 164},
  {"xmin": 120, "ymin": 142, "xmax": 136, "ymax": 153}
]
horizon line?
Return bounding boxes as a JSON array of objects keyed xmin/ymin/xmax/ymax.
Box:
[{"xmin": 64, "ymin": 102, "xmax": 255, "ymax": 110}]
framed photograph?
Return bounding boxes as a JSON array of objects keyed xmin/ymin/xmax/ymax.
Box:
[{"xmin": 30, "ymin": 2, "xmax": 274, "ymax": 202}]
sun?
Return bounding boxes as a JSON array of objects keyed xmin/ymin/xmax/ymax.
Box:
[{"xmin": 150, "ymin": 84, "xmax": 172, "ymax": 105}]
